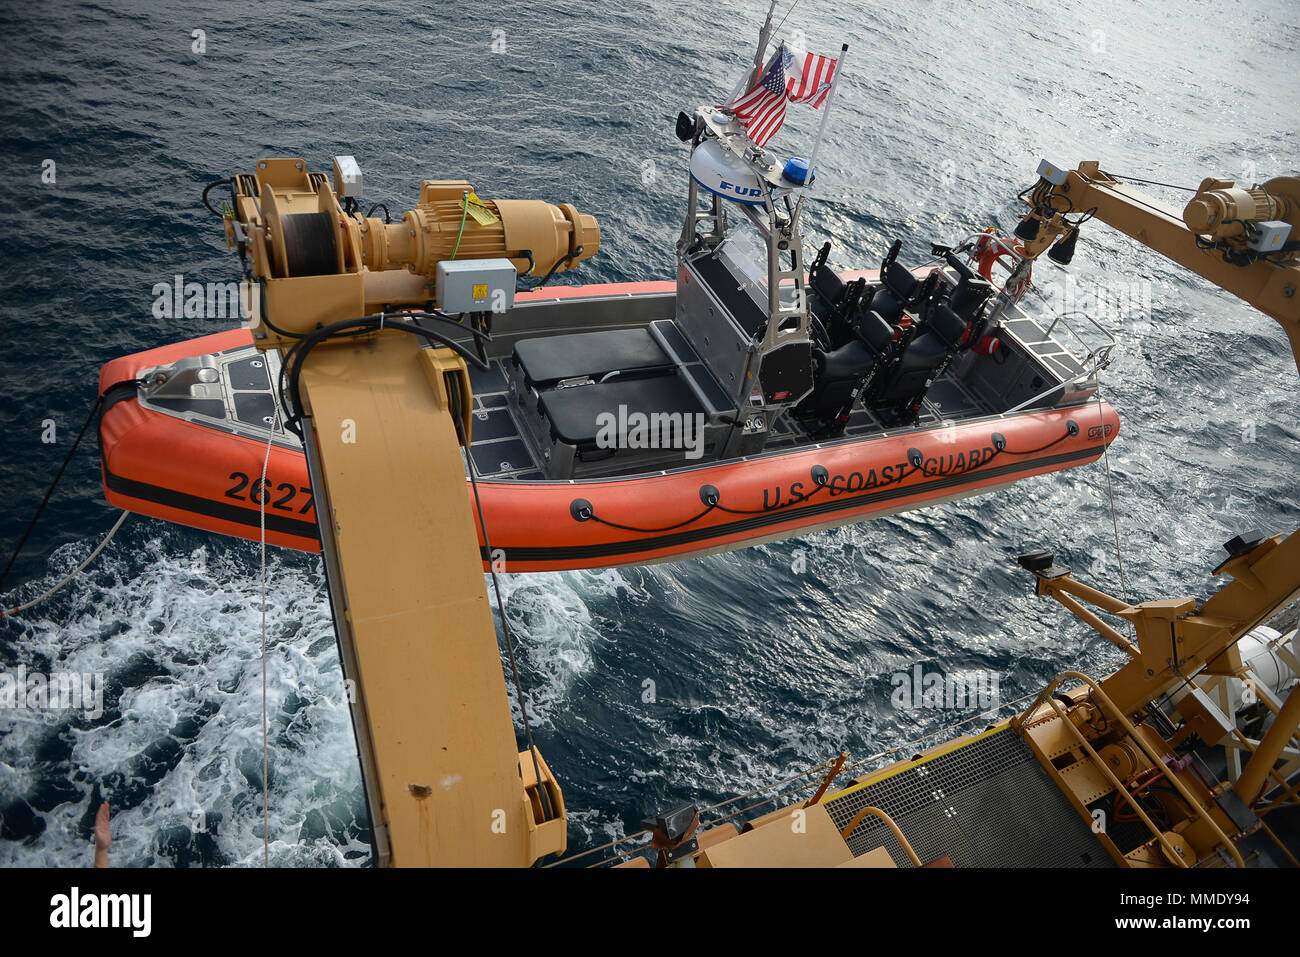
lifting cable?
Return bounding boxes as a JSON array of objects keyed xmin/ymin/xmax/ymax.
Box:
[
  {"xmin": 1, "ymin": 391, "xmax": 110, "ymax": 591},
  {"xmin": 772, "ymin": 0, "xmax": 804, "ymax": 39},
  {"xmin": 258, "ymin": 428, "xmax": 273, "ymax": 867},
  {"xmin": 447, "ymin": 381, "xmax": 554, "ymax": 824},
  {"xmin": 1076, "ymin": 169, "xmax": 1193, "ymax": 225},
  {"xmin": 1106, "ymin": 173, "xmax": 1199, "ymax": 193},
  {"xmin": 1, "ymin": 511, "xmax": 128, "ymax": 620},
  {"xmin": 1094, "ymin": 380, "xmax": 1131, "ymax": 605}
]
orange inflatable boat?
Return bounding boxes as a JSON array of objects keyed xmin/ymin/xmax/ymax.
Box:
[{"xmin": 99, "ymin": 266, "xmax": 1119, "ymax": 572}]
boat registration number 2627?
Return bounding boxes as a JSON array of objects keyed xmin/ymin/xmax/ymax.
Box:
[{"xmin": 223, "ymin": 471, "xmax": 315, "ymax": 515}]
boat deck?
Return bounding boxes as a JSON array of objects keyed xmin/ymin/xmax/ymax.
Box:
[
  {"xmin": 465, "ymin": 356, "xmax": 1001, "ymax": 481},
  {"xmin": 129, "ymin": 286, "xmax": 1100, "ymax": 485},
  {"xmin": 455, "ymin": 287, "xmax": 1099, "ymax": 481}
]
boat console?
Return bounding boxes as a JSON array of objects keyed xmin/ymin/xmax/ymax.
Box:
[{"xmin": 507, "ymin": 111, "xmax": 825, "ymax": 477}]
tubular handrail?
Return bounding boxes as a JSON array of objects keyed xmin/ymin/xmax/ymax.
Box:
[
  {"xmin": 838, "ymin": 805, "xmax": 924, "ymax": 867},
  {"xmin": 938, "ymin": 231, "xmax": 1028, "ymax": 267},
  {"xmin": 924, "ymin": 231, "xmax": 1115, "ymax": 372},
  {"xmin": 1001, "ymin": 358, "xmax": 1108, "ymax": 415},
  {"xmin": 1015, "ymin": 671, "xmax": 1245, "ymax": 868},
  {"xmin": 914, "ymin": 232, "xmax": 1025, "ymax": 287},
  {"xmin": 1041, "ymin": 309, "xmax": 1118, "ymax": 370}
]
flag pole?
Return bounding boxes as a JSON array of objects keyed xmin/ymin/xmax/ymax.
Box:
[
  {"xmin": 752, "ymin": 0, "xmax": 778, "ymax": 86},
  {"xmin": 802, "ymin": 43, "xmax": 848, "ymax": 186},
  {"xmin": 726, "ymin": 0, "xmax": 777, "ymax": 106}
]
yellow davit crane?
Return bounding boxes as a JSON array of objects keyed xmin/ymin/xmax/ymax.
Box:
[
  {"xmin": 1000, "ymin": 160, "xmax": 1300, "ymax": 866},
  {"xmin": 223, "ymin": 156, "xmax": 597, "ymax": 866},
  {"xmin": 1010, "ymin": 161, "xmax": 1300, "ymax": 373}
]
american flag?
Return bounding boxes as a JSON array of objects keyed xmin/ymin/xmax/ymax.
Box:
[{"xmin": 726, "ymin": 44, "xmax": 839, "ymax": 146}]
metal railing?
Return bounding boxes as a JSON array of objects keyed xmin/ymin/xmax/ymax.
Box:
[
  {"xmin": 924, "ymin": 230, "xmax": 1118, "ymax": 381},
  {"xmin": 838, "ymin": 805, "xmax": 924, "ymax": 867}
]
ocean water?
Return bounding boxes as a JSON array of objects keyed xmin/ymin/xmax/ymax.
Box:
[{"xmin": 0, "ymin": 0, "xmax": 1296, "ymax": 866}]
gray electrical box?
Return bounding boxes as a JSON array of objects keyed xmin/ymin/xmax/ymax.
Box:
[
  {"xmin": 1036, "ymin": 158, "xmax": 1068, "ymax": 186},
  {"xmin": 1248, "ymin": 220, "xmax": 1292, "ymax": 253},
  {"xmin": 435, "ymin": 258, "xmax": 517, "ymax": 313},
  {"xmin": 332, "ymin": 155, "xmax": 363, "ymax": 198}
]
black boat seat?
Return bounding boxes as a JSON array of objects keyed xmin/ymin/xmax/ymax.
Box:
[
  {"xmin": 538, "ymin": 374, "xmax": 706, "ymax": 449},
  {"xmin": 883, "ymin": 259, "xmax": 920, "ymax": 299},
  {"xmin": 927, "ymin": 303, "xmax": 970, "ymax": 350},
  {"xmin": 513, "ymin": 328, "xmax": 675, "ymax": 390},
  {"xmin": 869, "ymin": 286, "xmax": 906, "ymax": 324},
  {"xmin": 798, "ymin": 310, "xmax": 897, "ymax": 425},
  {"xmin": 872, "ymin": 304, "xmax": 968, "ymax": 406},
  {"xmin": 818, "ymin": 340, "xmax": 875, "ymax": 382},
  {"xmin": 937, "ymin": 250, "xmax": 994, "ymax": 322},
  {"xmin": 948, "ymin": 274, "xmax": 994, "ymax": 321},
  {"xmin": 807, "ymin": 240, "xmax": 847, "ymax": 322},
  {"xmin": 810, "ymin": 261, "xmax": 847, "ymax": 311},
  {"xmin": 869, "ymin": 259, "xmax": 921, "ymax": 324},
  {"xmin": 853, "ymin": 308, "xmax": 896, "ymax": 353}
]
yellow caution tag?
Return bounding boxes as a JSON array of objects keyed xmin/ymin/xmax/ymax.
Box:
[
  {"xmin": 472, "ymin": 284, "xmax": 488, "ymax": 299},
  {"xmin": 463, "ymin": 191, "xmax": 500, "ymax": 226}
]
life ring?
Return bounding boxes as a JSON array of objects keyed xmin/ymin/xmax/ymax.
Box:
[
  {"xmin": 973, "ymin": 228, "xmax": 1022, "ymax": 283},
  {"xmin": 973, "ymin": 228, "xmax": 1030, "ymax": 302}
]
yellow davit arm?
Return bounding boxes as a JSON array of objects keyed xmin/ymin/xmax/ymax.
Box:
[
  {"xmin": 218, "ymin": 157, "xmax": 592, "ymax": 865},
  {"xmin": 1014, "ymin": 162, "xmax": 1300, "ymax": 378},
  {"xmin": 297, "ymin": 335, "xmax": 565, "ymax": 866}
]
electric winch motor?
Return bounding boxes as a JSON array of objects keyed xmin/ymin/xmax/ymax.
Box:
[
  {"xmin": 220, "ymin": 155, "xmax": 600, "ymax": 337},
  {"xmin": 1182, "ymin": 178, "xmax": 1297, "ymax": 254},
  {"xmin": 355, "ymin": 181, "xmax": 599, "ymax": 278}
]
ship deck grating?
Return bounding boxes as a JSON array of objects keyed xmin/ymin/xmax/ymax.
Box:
[{"xmin": 823, "ymin": 727, "xmax": 1113, "ymax": 868}]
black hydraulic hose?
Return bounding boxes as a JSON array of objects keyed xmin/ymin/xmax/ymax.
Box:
[
  {"xmin": 518, "ymin": 246, "xmax": 583, "ymax": 291},
  {"xmin": 256, "ymin": 276, "xmax": 304, "ymax": 341},
  {"xmin": 278, "ymin": 313, "xmax": 491, "ymax": 437},
  {"xmin": 0, "ymin": 377, "xmax": 143, "ymax": 593},
  {"xmin": 202, "ymin": 177, "xmax": 234, "ymax": 216}
]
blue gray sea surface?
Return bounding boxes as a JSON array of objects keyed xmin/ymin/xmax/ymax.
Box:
[{"xmin": 0, "ymin": 0, "xmax": 1296, "ymax": 865}]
